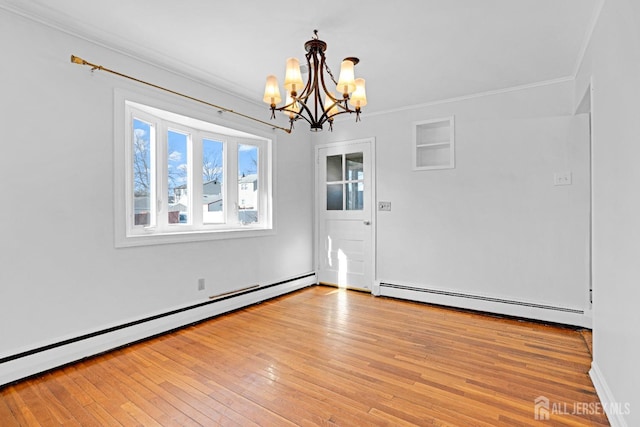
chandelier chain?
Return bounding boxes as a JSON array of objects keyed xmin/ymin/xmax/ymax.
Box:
[{"xmin": 323, "ymin": 61, "xmax": 339, "ymax": 86}]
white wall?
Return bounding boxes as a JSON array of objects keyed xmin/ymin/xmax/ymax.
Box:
[
  {"xmin": 0, "ymin": 8, "xmax": 313, "ymax": 382},
  {"xmin": 317, "ymin": 80, "xmax": 592, "ymax": 325},
  {"xmin": 575, "ymin": 0, "xmax": 640, "ymax": 425},
  {"xmin": 5, "ymin": 5, "xmax": 635, "ymax": 422}
]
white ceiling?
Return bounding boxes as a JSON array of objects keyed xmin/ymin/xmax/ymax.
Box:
[{"xmin": 3, "ymin": 0, "xmax": 602, "ymax": 115}]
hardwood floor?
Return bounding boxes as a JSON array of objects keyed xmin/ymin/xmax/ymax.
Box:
[{"xmin": 0, "ymin": 286, "xmax": 608, "ymax": 426}]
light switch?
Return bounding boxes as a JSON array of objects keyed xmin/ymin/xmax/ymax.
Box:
[
  {"xmin": 378, "ymin": 201, "xmax": 391, "ymax": 211},
  {"xmin": 553, "ymin": 171, "xmax": 572, "ymax": 186}
]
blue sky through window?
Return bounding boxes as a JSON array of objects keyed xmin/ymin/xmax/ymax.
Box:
[
  {"xmin": 239, "ymin": 144, "xmax": 258, "ymax": 177},
  {"xmin": 133, "ymin": 119, "xmax": 258, "ymax": 189},
  {"xmin": 132, "ymin": 119, "xmax": 151, "ymax": 195},
  {"xmin": 168, "ymin": 130, "xmax": 188, "ymax": 192}
]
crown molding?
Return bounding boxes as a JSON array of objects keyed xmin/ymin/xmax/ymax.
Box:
[
  {"xmin": 572, "ymin": 0, "xmax": 606, "ymax": 78},
  {"xmin": 349, "ymin": 76, "xmax": 575, "ymax": 119},
  {"xmin": 0, "ymin": 1, "xmax": 263, "ymax": 108}
]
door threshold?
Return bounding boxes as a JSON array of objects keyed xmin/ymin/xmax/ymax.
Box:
[{"xmin": 318, "ymin": 282, "xmax": 372, "ymax": 294}]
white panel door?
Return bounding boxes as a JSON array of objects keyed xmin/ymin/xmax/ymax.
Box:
[{"xmin": 317, "ymin": 140, "xmax": 373, "ymax": 291}]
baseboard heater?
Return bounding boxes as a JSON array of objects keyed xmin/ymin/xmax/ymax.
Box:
[
  {"xmin": 0, "ymin": 273, "xmax": 316, "ymax": 368},
  {"xmin": 379, "ymin": 282, "xmax": 584, "ymax": 314}
]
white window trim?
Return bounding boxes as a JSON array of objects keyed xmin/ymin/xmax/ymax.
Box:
[{"xmin": 114, "ymin": 88, "xmax": 275, "ymax": 248}]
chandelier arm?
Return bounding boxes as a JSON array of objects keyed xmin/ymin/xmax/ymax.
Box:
[
  {"xmin": 314, "ymin": 49, "xmax": 329, "ymax": 124},
  {"xmin": 272, "ymin": 94, "xmax": 315, "ymax": 125},
  {"xmin": 317, "ymin": 51, "xmax": 335, "ymax": 105},
  {"xmin": 318, "ymin": 58, "xmax": 356, "ymax": 118},
  {"xmin": 323, "ymin": 108, "xmax": 353, "ymax": 121},
  {"xmin": 278, "ymin": 49, "xmax": 315, "ymax": 125},
  {"xmin": 291, "ymin": 40, "xmax": 327, "ymax": 130},
  {"xmin": 295, "ymin": 49, "xmax": 315, "ymax": 102},
  {"xmin": 284, "ymin": 50, "xmax": 316, "ymax": 126},
  {"xmin": 276, "ymin": 100, "xmax": 355, "ymax": 127},
  {"xmin": 316, "ymin": 51, "xmax": 355, "ymax": 126},
  {"xmin": 280, "ymin": 100, "xmax": 298, "ymax": 112},
  {"xmin": 288, "ymin": 98, "xmax": 333, "ymax": 129},
  {"xmin": 290, "ymin": 98, "xmax": 316, "ymax": 125}
]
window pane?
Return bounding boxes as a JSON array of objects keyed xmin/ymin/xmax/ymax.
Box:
[
  {"xmin": 327, "ymin": 184, "xmax": 343, "ymax": 210},
  {"xmin": 239, "ymin": 144, "xmax": 258, "ymax": 224},
  {"xmin": 168, "ymin": 130, "xmax": 189, "ymax": 224},
  {"xmin": 326, "ymin": 155, "xmax": 343, "ymax": 182},
  {"xmin": 345, "ymin": 152, "xmax": 363, "ymax": 181},
  {"xmin": 133, "ymin": 118, "xmax": 152, "ymax": 227},
  {"xmin": 203, "ymin": 139, "xmax": 224, "ymax": 224},
  {"xmin": 346, "ymin": 182, "xmax": 363, "ymax": 210}
]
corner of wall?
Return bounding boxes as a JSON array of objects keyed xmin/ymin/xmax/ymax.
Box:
[{"xmin": 590, "ymin": 362, "xmax": 631, "ymax": 427}]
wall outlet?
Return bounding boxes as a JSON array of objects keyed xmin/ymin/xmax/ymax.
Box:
[
  {"xmin": 378, "ymin": 201, "xmax": 391, "ymax": 211},
  {"xmin": 197, "ymin": 278, "xmax": 205, "ymax": 291},
  {"xmin": 553, "ymin": 171, "xmax": 572, "ymax": 186}
]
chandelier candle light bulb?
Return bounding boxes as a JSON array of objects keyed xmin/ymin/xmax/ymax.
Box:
[
  {"xmin": 284, "ymin": 58, "xmax": 304, "ymax": 95},
  {"xmin": 349, "ymin": 78, "xmax": 367, "ymax": 108},
  {"xmin": 283, "ymin": 94, "xmax": 301, "ymax": 119},
  {"xmin": 263, "ymin": 75, "xmax": 282, "ymax": 107},
  {"xmin": 337, "ymin": 59, "xmax": 356, "ymax": 96},
  {"xmin": 349, "ymin": 78, "xmax": 367, "ymax": 122},
  {"xmin": 262, "ymin": 30, "xmax": 367, "ymax": 132}
]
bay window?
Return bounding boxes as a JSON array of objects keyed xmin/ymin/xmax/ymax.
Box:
[{"xmin": 115, "ymin": 95, "xmax": 273, "ymax": 247}]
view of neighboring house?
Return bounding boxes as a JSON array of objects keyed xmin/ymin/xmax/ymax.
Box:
[
  {"xmin": 202, "ymin": 179, "xmax": 222, "ymax": 212},
  {"xmin": 133, "ymin": 196, "xmax": 150, "ymax": 225},
  {"xmin": 238, "ymin": 174, "xmax": 258, "ymax": 224},
  {"xmin": 135, "ymin": 177, "xmax": 257, "ymax": 225},
  {"xmin": 201, "ymin": 179, "xmax": 223, "ymax": 224}
]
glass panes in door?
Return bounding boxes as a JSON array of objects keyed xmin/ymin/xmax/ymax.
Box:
[
  {"xmin": 345, "ymin": 152, "xmax": 363, "ymax": 180},
  {"xmin": 326, "ymin": 151, "xmax": 364, "ymax": 211},
  {"xmin": 327, "ymin": 184, "xmax": 343, "ymax": 210},
  {"xmin": 345, "ymin": 153, "xmax": 363, "ymax": 210},
  {"xmin": 346, "ymin": 183, "xmax": 363, "ymax": 210},
  {"xmin": 326, "ymin": 155, "xmax": 343, "ymax": 182}
]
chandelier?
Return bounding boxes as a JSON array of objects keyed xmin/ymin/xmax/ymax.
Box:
[{"xmin": 263, "ymin": 30, "xmax": 367, "ymax": 132}]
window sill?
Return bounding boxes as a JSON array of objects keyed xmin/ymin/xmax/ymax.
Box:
[{"xmin": 116, "ymin": 226, "xmax": 275, "ymax": 248}]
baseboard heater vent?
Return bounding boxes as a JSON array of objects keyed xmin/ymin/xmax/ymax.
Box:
[
  {"xmin": 0, "ymin": 272, "xmax": 316, "ymax": 366},
  {"xmin": 209, "ymin": 284, "xmax": 260, "ymax": 300},
  {"xmin": 380, "ymin": 283, "xmax": 584, "ymax": 314}
]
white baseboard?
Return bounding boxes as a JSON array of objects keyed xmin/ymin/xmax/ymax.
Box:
[
  {"xmin": 372, "ymin": 280, "xmax": 381, "ymax": 296},
  {"xmin": 590, "ymin": 362, "xmax": 630, "ymax": 427},
  {"xmin": 0, "ymin": 273, "xmax": 316, "ymax": 387},
  {"xmin": 378, "ymin": 282, "xmax": 591, "ymax": 327}
]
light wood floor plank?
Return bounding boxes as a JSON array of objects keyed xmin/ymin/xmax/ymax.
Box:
[
  {"xmin": 0, "ymin": 393, "xmax": 21, "ymax": 427},
  {"xmin": 2, "ymin": 388, "xmax": 42, "ymax": 426},
  {"xmin": 0, "ymin": 286, "xmax": 608, "ymax": 426}
]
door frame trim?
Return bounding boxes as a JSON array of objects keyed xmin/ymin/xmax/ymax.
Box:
[{"xmin": 314, "ymin": 137, "xmax": 376, "ymax": 291}]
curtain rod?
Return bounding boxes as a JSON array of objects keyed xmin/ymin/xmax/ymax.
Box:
[{"xmin": 70, "ymin": 55, "xmax": 292, "ymax": 134}]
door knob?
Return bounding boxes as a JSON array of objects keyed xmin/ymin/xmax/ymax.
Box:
[{"xmin": 363, "ymin": 220, "xmax": 371, "ymax": 225}]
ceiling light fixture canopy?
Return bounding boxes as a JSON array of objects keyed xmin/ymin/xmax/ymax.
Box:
[{"xmin": 263, "ymin": 30, "xmax": 367, "ymax": 132}]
